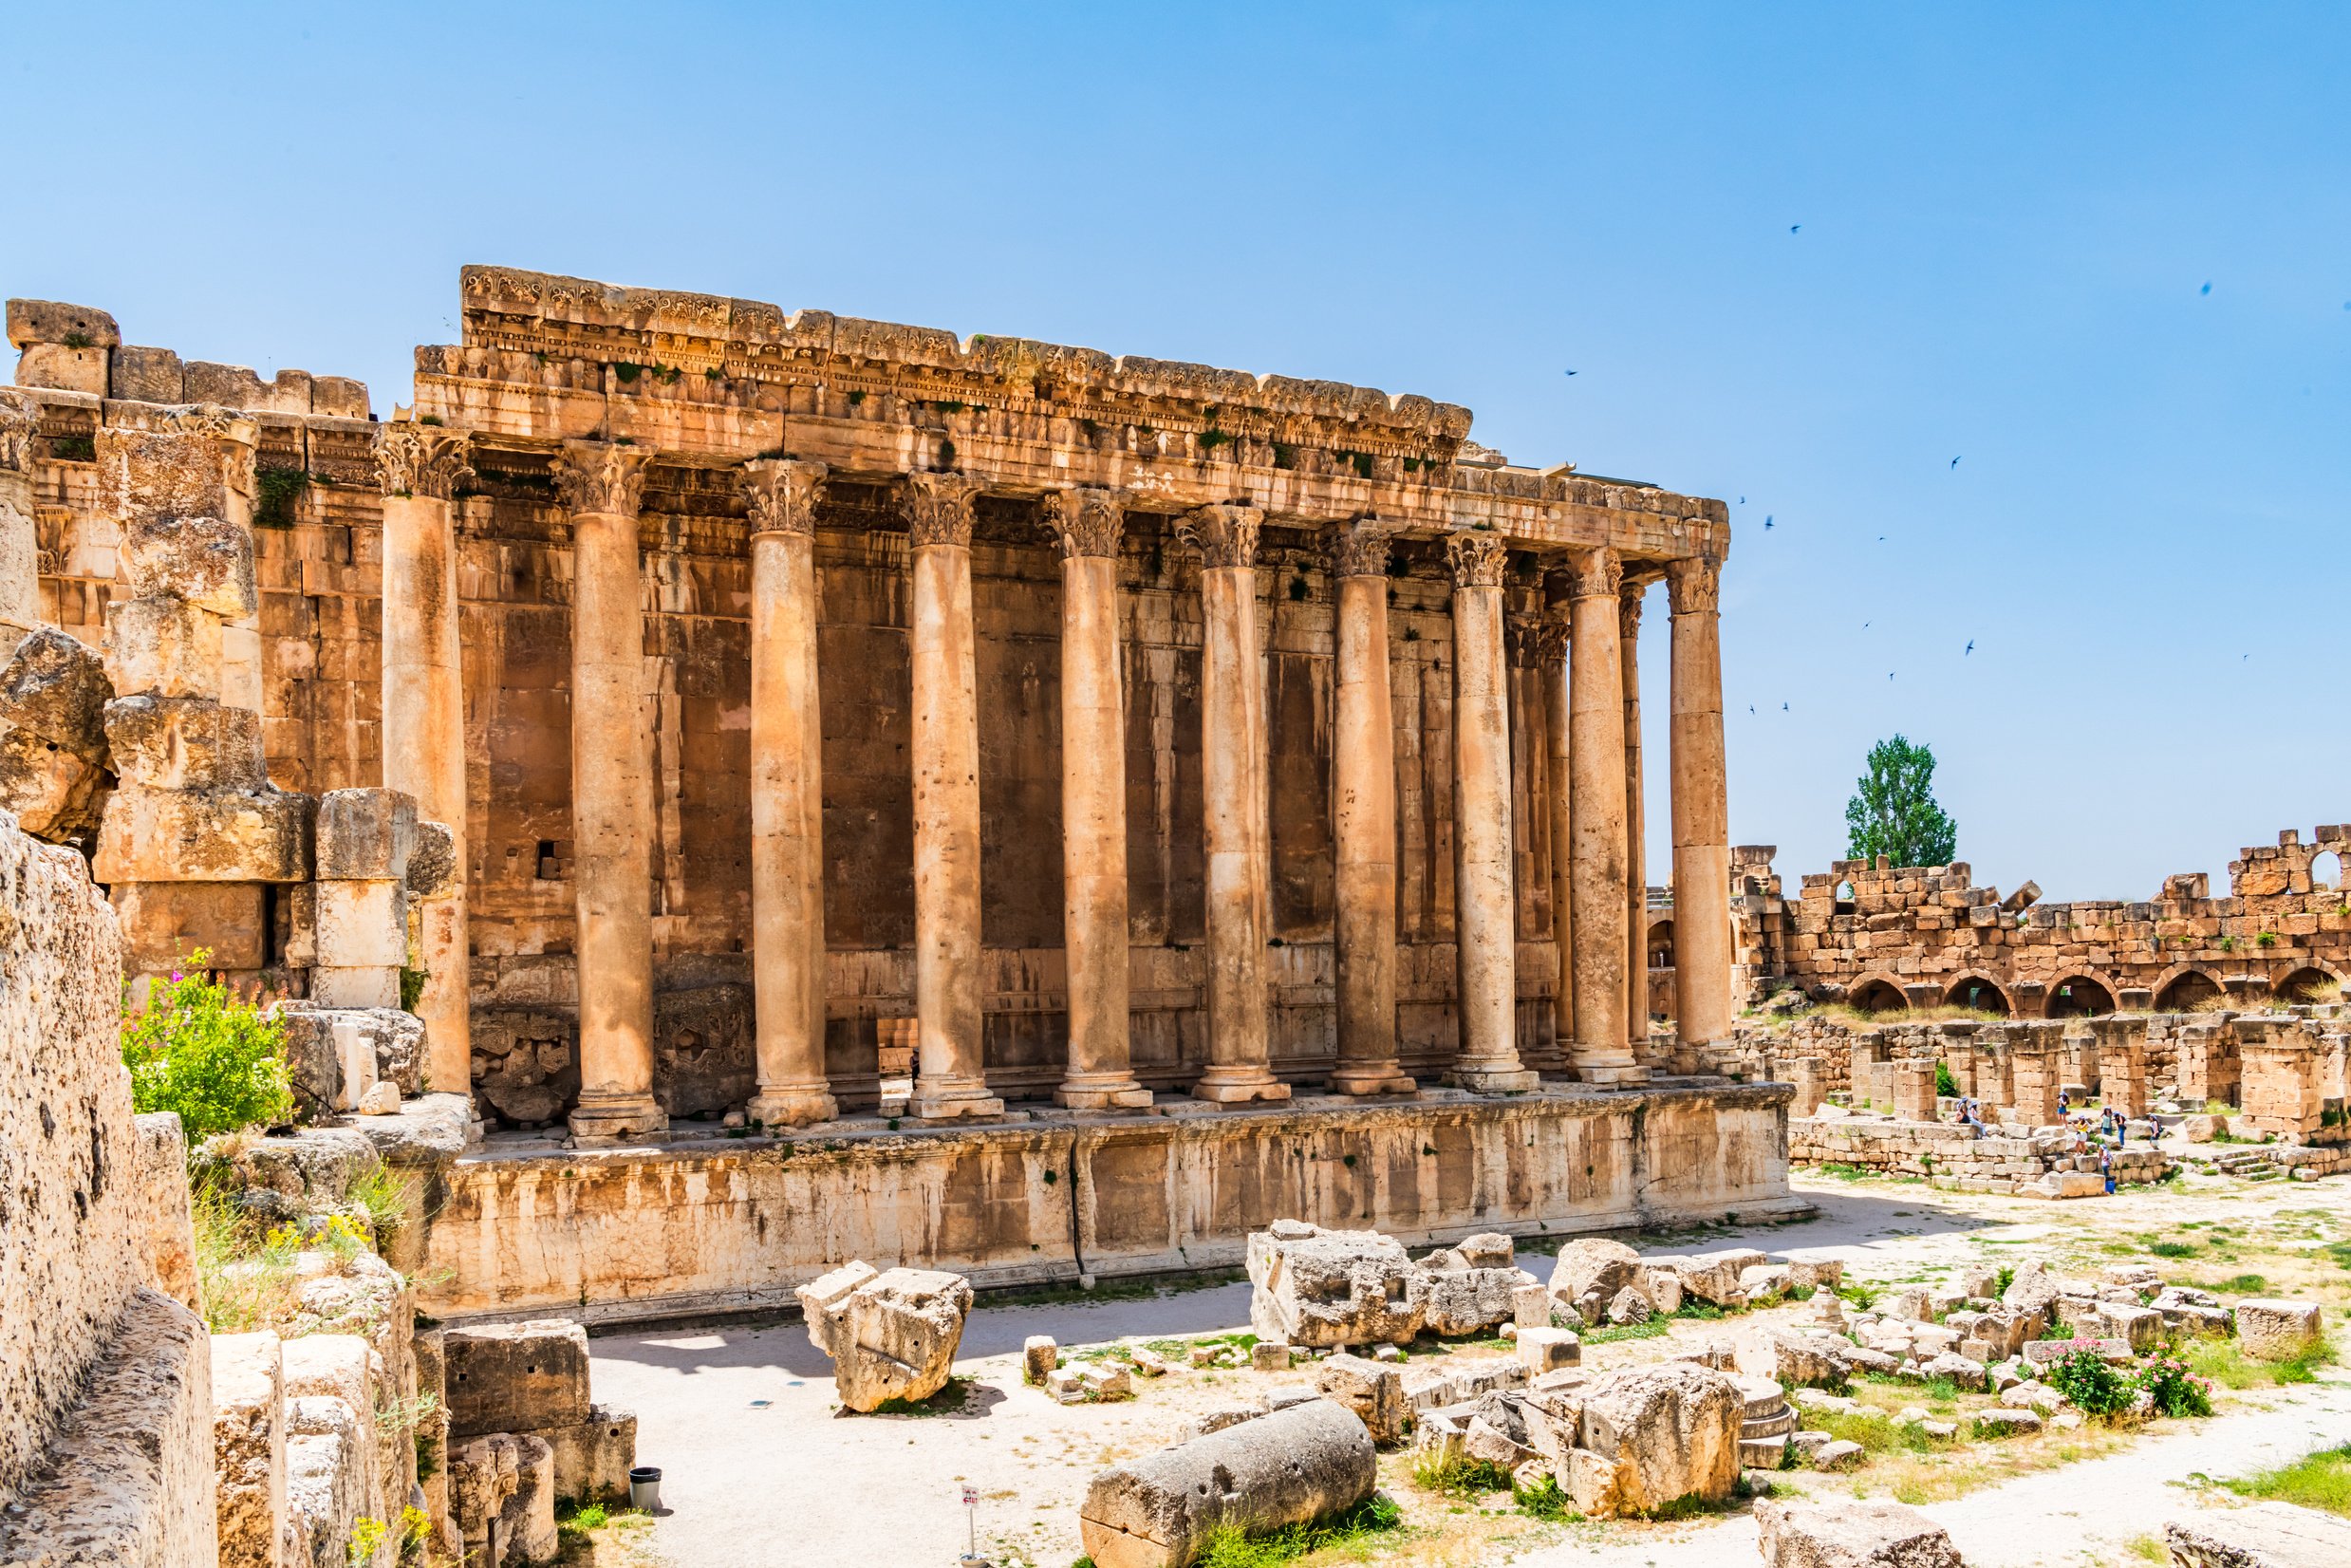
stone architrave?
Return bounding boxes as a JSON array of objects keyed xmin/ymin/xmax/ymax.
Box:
[
  {"xmin": 900, "ymin": 474, "xmax": 1003, "ymax": 1120},
  {"xmin": 556, "ymin": 441, "xmax": 666, "ymax": 1145},
  {"xmin": 1566, "ymin": 547, "xmax": 1643, "ymax": 1083},
  {"xmin": 1048, "ymin": 487, "xmax": 1149, "ymax": 1110},
  {"xmin": 1327, "ymin": 519, "xmax": 1413, "ymax": 1096},
  {"xmin": 1445, "ymin": 532, "xmax": 1536, "ymax": 1092},
  {"xmin": 742, "ymin": 460, "xmax": 836, "ymax": 1127},
  {"xmin": 374, "ymin": 421, "xmax": 473, "ymax": 1093},
  {"xmin": 1181, "ymin": 504, "xmax": 1288, "ymax": 1104},
  {"xmin": 1665, "ymin": 555, "xmax": 1733, "ymax": 1051}
]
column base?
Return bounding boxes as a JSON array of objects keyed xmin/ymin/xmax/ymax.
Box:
[
  {"xmin": 1572, "ymin": 1053, "xmax": 1652, "ymax": 1087},
  {"xmin": 1447, "ymin": 1064, "xmax": 1539, "ymax": 1093},
  {"xmin": 908, "ymin": 1077, "xmax": 1007, "ymax": 1121},
  {"xmin": 746, "ymin": 1084, "xmax": 839, "ymax": 1129},
  {"xmin": 1328, "ymin": 1064, "xmax": 1418, "ymax": 1097},
  {"xmin": 568, "ymin": 1092, "xmax": 669, "ymax": 1147},
  {"xmin": 1191, "ymin": 1068, "xmax": 1293, "ymax": 1105},
  {"xmin": 1054, "ymin": 1073, "xmax": 1153, "ymax": 1111}
]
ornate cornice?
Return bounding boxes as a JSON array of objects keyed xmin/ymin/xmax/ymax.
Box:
[
  {"xmin": 899, "ymin": 471, "xmax": 981, "ymax": 548},
  {"xmin": 1326, "ymin": 518, "xmax": 1392, "ymax": 579},
  {"xmin": 1177, "ymin": 503, "xmax": 1261, "ymax": 569},
  {"xmin": 1666, "ymin": 554, "xmax": 1721, "ymax": 617},
  {"xmin": 1045, "ymin": 486, "xmax": 1125, "ymax": 559},
  {"xmin": 1445, "ymin": 532, "xmax": 1508, "ymax": 589},
  {"xmin": 372, "ymin": 423, "xmax": 473, "ymax": 501},
  {"xmin": 742, "ymin": 458, "xmax": 827, "ymax": 535},
  {"xmin": 555, "ymin": 440, "xmax": 652, "ymax": 516},
  {"xmin": 1564, "ymin": 545, "xmax": 1621, "ymax": 600}
]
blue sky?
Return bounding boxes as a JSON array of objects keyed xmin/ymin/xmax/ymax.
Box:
[{"xmin": 8, "ymin": 4, "xmax": 2345, "ymax": 900}]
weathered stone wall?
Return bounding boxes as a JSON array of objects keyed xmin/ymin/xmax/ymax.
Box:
[{"xmin": 418, "ymin": 1083, "xmax": 1800, "ymax": 1323}]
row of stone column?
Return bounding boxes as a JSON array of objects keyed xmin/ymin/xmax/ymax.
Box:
[{"xmin": 372, "ymin": 433, "xmax": 1734, "ymax": 1142}]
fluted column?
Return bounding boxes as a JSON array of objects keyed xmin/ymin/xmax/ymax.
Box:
[
  {"xmin": 902, "ymin": 474, "xmax": 1003, "ymax": 1120},
  {"xmin": 375, "ymin": 422, "xmax": 474, "ymax": 1098},
  {"xmin": 1621, "ymin": 576, "xmax": 1649, "ymax": 1050},
  {"xmin": 1328, "ymin": 521, "xmax": 1413, "ymax": 1096},
  {"xmin": 1566, "ymin": 546, "xmax": 1644, "ymax": 1084},
  {"xmin": 1446, "ymin": 533, "xmax": 1537, "ymax": 1092},
  {"xmin": 558, "ymin": 441, "xmax": 666, "ymax": 1143},
  {"xmin": 742, "ymin": 460, "xmax": 836, "ymax": 1127},
  {"xmin": 1668, "ymin": 554, "xmax": 1735, "ymax": 1050},
  {"xmin": 1050, "ymin": 488, "xmax": 1150, "ymax": 1110},
  {"xmin": 1539, "ymin": 605, "xmax": 1576, "ymax": 1071},
  {"xmin": 1182, "ymin": 504, "xmax": 1288, "ymax": 1104}
]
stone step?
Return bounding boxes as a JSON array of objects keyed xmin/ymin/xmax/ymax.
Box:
[
  {"xmin": 1733, "ymin": 1375, "xmax": 1786, "ymax": 1416},
  {"xmin": 1743, "ymin": 1409, "xmax": 1798, "ymax": 1439},
  {"xmin": 1740, "ymin": 1434, "xmax": 1791, "ymax": 1467}
]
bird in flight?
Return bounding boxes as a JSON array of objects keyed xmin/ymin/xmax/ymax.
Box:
[
  {"xmin": 1764, "ymin": 516, "xmax": 1774, "ymax": 530},
  {"xmin": 1878, "ymin": 535, "xmax": 1886, "ymax": 542},
  {"xmin": 1782, "ymin": 702, "xmax": 1789, "ymax": 711},
  {"xmin": 1965, "ymin": 640, "xmax": 1974, "ymax": 655},
  {"xmin": 1749, "ymin": 705, "xmax": 1756, "ymax": 713},
  {"xmin": 1563, "ymin": 369, "xmax": 1577, "ymax": 377},
  {"xmin": 1950, "ymin": 456, "xmax": 1961, "ymax": 469},
  {"xmin": 1889, "ymin": 672, "xmax": 1895, "ymax": 681},
  {"xmin": 2200, "ymin": 282, "xmax": 2212, "ymax": 295},
  {"xmin": 1790, "ymin": 224, "xmax": 1801, "ymax": 233}
]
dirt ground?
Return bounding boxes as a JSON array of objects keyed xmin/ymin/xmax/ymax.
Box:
[{"xmin": 587, "ymin": 1167, "xmax": 2351, "ymax": 1567}]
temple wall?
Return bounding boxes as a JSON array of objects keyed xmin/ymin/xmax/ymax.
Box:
[{"xmin": 418, "ymin": 1082, "xmax": 1798, "ymax": 1323}]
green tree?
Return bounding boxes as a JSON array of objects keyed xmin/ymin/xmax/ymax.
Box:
[
  {"xmin": 1844, "ymin": 735, "xmax": 1957, "ymax": 868},
  {"xmin": 122, "ymin": 950, "xmax": 293, "ymax": 1140}
]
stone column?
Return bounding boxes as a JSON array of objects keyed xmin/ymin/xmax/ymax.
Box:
[
  {"xmin": 1181, "ymin": 503, "xmax": 1288, "ymax": 1104},
  {"xmin": 1328, "ymin": 520, "xmax": 1413, "ymax": 1096},
  {"xmin": 1619, "ymin": 578, "xmax": 1647, "ymax": 1050},
  {"xmin": 901, "ymin": 474, "xmax": 1004, "ymax": 1120},
  {"xmin": 742, "ymin": 460, "xmax": 836, "ymax": 1127},
  {"xmin": 1566, "ymin": 546, "xmax": 1644, "ymax": 1083},
  {"xmin": 1445, "ymin": 533, "xmax": 1536, "ymax": 1092},
  {"xmin": 1666, "ymin": 555, "xmax": 1734, "ymax": 1052},
  {"xmin": 1049, "ymin": 487, "xmax": 1149, "ymax": 1110},
  {"xmin": 556, "ymin": 441, "xmax": 666, "ymax": 1144},
  {"xmin": 1540, "ymin": 598, "xmax": 1575, "ymax": 1059},
  {"xmin": 0, "ymin": 390, "xmax": 38, "ymax": 644},
  {"xmin": 374, "ymin": 421, "xmax": 473, "ymax": 1095}
]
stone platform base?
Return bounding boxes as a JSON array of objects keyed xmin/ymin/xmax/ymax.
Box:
[{"xmin": 419, "ymin": 1080, "xmax": 1805, "ymax": 1326}]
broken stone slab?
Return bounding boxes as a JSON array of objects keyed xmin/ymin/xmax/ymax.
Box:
[
  {"xmin": 286, "ymin": 1394, "xmax": 371, "ymax": 1568},
  {"xmin": 1972, "ymin": 1408, "xmax": 2043, "ymax": 1437},
  {"xmin": 451, "ymin": 1431, "xmax": 557, "ymax": 1567},
  {"xmin": 1561, "ymin": 1362, "xmax": 1743, "ymax": 1520},
  {"xmin": 1546, "ymin": 1237, "xmax": 1643, "ymax": 1319},
  {"xmin": 1755, "ymin": 1496, "xmax": 1964, "ymax": 1568},
  {"xmin": 1252, "ymin": 1341, "xmax": 1293, "ymax": 1372},
  {"xmin": 92, "ymin": 782, "xmax": 312, "ymax": 883},
  {"xmin": 794, "ymin": 1261, "xmax": 973, "ymax": 1411},
  {"xmin": 0, "ymin": 626, "xmax": 112, "ymax": 760},
  {"xmin": 1247, "ymin": 1221, "xmax": 1423, "ymax": 1347},
  {"xmin": 213, "ymin": 1331, "xmax": 288, "ymax": 1568},
  {"xmin": 1079, "ymin": 1397, "xmax": 1375, "ymax": 1568},
  {"xmin": 119, "ymin": 514, "xmax": 258, "ymax": 619},
  {"xmin": 271, "ymin": 1002, "xmax": 427, "ymax": 1107},
  {"xmin": 406, "ymin": 817, "xmax": 459, "ymax": 899},
  {"xmin": 1422, "ymin": 1261, "xmax": 1537, "ymax": 1336},
  {"xmin": 1315, "ymin": 1353, "xmax": 1408, "ymax": 1447},
  {"xmin": 2233, "ymin": 1299, "xmax": 2323, "ymax": 1362},
  {"xmin": 1770, "ymin": 1328, "xmax": 1857, "ymax": 1389},
  {"xmin": 2163, "ymin": 1501, "xmax": 2351, "ymax": 1567},
  {"xmin": 1915, "ymin": 1352, "xmax": 1989, "ymax": 1392},
  {"xmin": 1810, "ymin": 1438, "xmax": 1865, "ymax": 1471}
]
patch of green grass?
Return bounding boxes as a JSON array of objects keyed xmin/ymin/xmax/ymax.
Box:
[
  {"xmin": 2124, "ymin": 1535, "xmax": 2168, "ymax": 1563},
  {"xmin": 1196, "ymin": 1493, "xmax": 1403, "ymax": 1566},
  {"xmin": 2223, "ymin": 1442, "xmax": 2351, "ymax": 1517},
  {"xmin": 1812, "ymin": 1406, "xmax": 1946, "ymax": 1455},
  {"xmin": 1410, "ymin": 1452, "xmax": 1513, "ymax": 1497},
  {"xmin": 2149, "ymin": 1241, "xmax": 2198, "ymax": 1259},
  {"xmin": 867, "ymin": 1376, "xmax": 975, "ymax": 1416},
  {"xmin": 1512, "ymin": 1473, "xmax": 1578, "ymax": 1520},
  {"xmin": 2211, "ymin": 1273, "xmax": 2268, "ymax": 1294},
  {"xmin": 1582, "ymin": 1316, "xmax": 1672, "ymax": 1344}
]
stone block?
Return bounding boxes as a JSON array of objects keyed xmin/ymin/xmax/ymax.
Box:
[
  {"xmin": 1078, "ymin": 1398, "xmax": 1374, "ymax": 1568},
  {"xmin": 1315, "ymin": 1353, "xmax": 1408, "ymax": 1447},
  {"xmin": 2233, "ymin": 1299, "xmax": 2323, "ymax": 1362},
  {"xmin": 1421, "ymin": 1262, "xmax": 1531, "ymax": 1336},
  {"xmin": 120, "ymin": 515, "xmax": 259, "ymax": 618},
  {"xmin": 6, "ymin": 298, "xmax": 120, "ymax": 348},
  {"xmin": 211, "ymin": 1331, "xmax": 288, "ymax": 1568},
  {"xmin": 2164, "ymin": 1501, "xmax": 2351, "ymax": 1567},
  {"xmin": 1547, "ymin": 1237, "xmax": 1642, "ymax": 1320},
  {"xmin": 286, "ymin": 1394, "xmax": 368, "ymax": 1568},
  {"xmin": 1512, "ymin": 1282, "xmax": 1553, "ymax": 1329},
  {"xmin": 1567, "ymin": 1363, "xmax": 1743, "ymax": 1518},
  {"xmin": 314, "ymin": 787, "xmax": 417, "ymax": 882},
  {"xmin": 444, "ymin": 1319, "xmax": 592, "ymax": 1437},
  {"xmin": 130, "ymin": 1111, "xmax": 199, "ymax": 1311},
  {"xmin": 535, "ymin": 1405, "xmax": 637, "ymax": 1504},
  {"xmin": 108, "ymin": 880, "xmax": 271, "ymax": 975},
  {"xmin": 406, "ymin": 817, "xmax": 458, "ymax": 899},
  {"xmin": 313, "ymin": 378, "xmax": 370, "ymax": 420},
  {"xmin": 314, "ymin": 877, "xmax": 410, "ymax": 968},
  {"xmin": 103, "ymin": 695, "xmax": 266, "ymax": 790},
  {"xmin": 0, "ymin": 726, "xmax": 109, "ymax": 843},
  {"xmin": 111, "ymin": 345, "xmax": 186, "ymax": 404},
  {"xmin": 312, "ymin": 966, "xmax": 401, "ymax": 1010},
  {"xmin": 94, "ymin": 783, "xmax": 312, "ymax": 883},
  {"xmin": 1756, "ymin": 1497, "xmax": 1963, "ymax": 1567},
  {"xmin": 103, "ymin": 594, "xmax": 225, "ymax": 700},
  {"xmin": 794, "ymin": 1263, "xmax": 973, "ymax": 1411},
  {"xmin": 17, "ymin": 343, "xmax": 109, "ymax": 395},
  {"xmin": 1025, "ymin": 1335, "xmax": 1060, "ymax": 1384},
  {"xmin": 0, "ymin": 626, "xmax": 113, "ymax": 759},
  {"xmin": 1248, "ymin": 1221, "xmax": 1424, "ymax": 1347},
  {"xmin": 1770, "ymin": 1329, "xmax": 1857, "ymax": 1389},
  {"xmin": 1519, "ymin": 1327, "xmax": 1581, "ymax": 1372},
  {"xmin": 451, "ymin": 1431, "xmax": 557, "ymax": 1567},
  {"xmin": 271, "ymin": 1003, "xmax": 427, "ymax": 1107}
]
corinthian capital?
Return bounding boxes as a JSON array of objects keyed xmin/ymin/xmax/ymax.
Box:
[
  {"xmin": 899, "ymin": 472, "xmax": 981, "ymax": 548},
  {"xmin": 556, "ymin": 440, "xmax": 651, "ymax": 516},
  {"xmin": 1045, "ymin": 487, "xmax": 1125, "ymax": 559},
  {"xmin": 1176, "ymin": 503, "xmax": 1260, "ymax": 569},
  {"xmin": 1563, "ymin": 545, "xmax": 1621, "ymax": 600},
  {"xmin": 1666, "ymin": 554, "xmax": 1721, "ymax": 617},
  {"xmin": 1618, "ymin": 575, "xmax": 1650, "ymax": 640},
  {"xmin": 1326, "ymin": 517, "xmax": 1392, "ymax": 579},
  {"xmin": 742, "ymin": 458, "xmax": 827, "ymax": 535},
  {"xmin": 1445, "ymin": 532, "xmax": 1508, "ymax": 588},
  {"xmin": 373, "ymin": 422, "xmax": 473, "ymax": 501}
]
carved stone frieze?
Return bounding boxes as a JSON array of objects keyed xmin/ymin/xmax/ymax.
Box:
[
  {"xmin": 1444, "ymin": 532, "xmax": 1508, "ymax": 589},
  {"xmin": 1666, "ymin": 554, "xmax": 1722, "ymax": 617},
  {"xmin": 0, "ymin": 390, "xmax": 35, "ymax": 473},
  {"xmin": 1046, "ymin": 486, "xmax": 1125, "ymax": 559},
  {"xmin": 742, "ymin": 458, "xmax": 828, "ymax": 535},
  {"xmin": 372, "ymin": 422, "xmax": 473, "ymax": 501},
  {"xmin": 1177, "ymin": 503, "xmax": 1261, "ymax": 569},
  {"xmin": 899, "ymin": 472, "xmax": 982, "ymax": 548},
  {"xmin": 555, "ymin": 440, "xmax": 652, "ymax": 516}
]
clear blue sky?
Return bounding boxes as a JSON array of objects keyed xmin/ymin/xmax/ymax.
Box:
[{"xmin": 9, "ymin": 4, "xmax": 2346, "ymax": 901}]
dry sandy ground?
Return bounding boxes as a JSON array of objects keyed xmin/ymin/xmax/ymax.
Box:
[{"xmin": 588, "ymin": 1169, "xmax": 2351, "ymax": 1567}]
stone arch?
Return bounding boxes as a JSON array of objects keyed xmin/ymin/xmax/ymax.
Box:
[
  {"xmin": 2312, "ymin": 849, "xmax": 2342, "ymax": 892},
  {"xmin": 1647, "ymin": 917, "xmax": 1675, "ymax": 970},
  {"xmin": 2046, "ymin": 973, "xmax": 2117, "ymax": 1017},
  {"xmin": 2272, "ymin": 965, "xmax": 2340, "ymax": 1004},
  {"xmin": 1834, "ymin": 880, "xmax": 1857, "ymax": 915},
  {"xmin": 2155, "ymin": 967, "xmax": 2224, "ymax": 1012},
  {"xmin": 1943, "ymin": 974, "xmax": 2011, "ymax": 1016},
  {"xmin": 1849, "ymin": 975, "xmax": 1906, "ymax": 1014}
]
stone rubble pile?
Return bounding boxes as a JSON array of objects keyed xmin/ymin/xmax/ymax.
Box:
[{"xmin": 1246, "ymin": 1220, "xmax": 1540, "ymax": 1347}]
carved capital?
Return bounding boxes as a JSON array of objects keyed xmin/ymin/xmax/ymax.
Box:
[
  {"xmin": 1618, "ymin": 577, "xmax": 1649, "ymax": 640},
  {"xmin": 555, "ymin": 440, "xmax": 651, "ymax": 516},
  {"xmin": 1666, "ymin": 554, "xmax": 1721, "ymax": 617},
  {"xmin": 1326, "ymin": 518, "xmax": 1392, "ymax": 579},
  {"xmin": 1177, "ymin": 503, "xmax": 1261, "ymax": 569},
  {"xmin": 372, "ymin": 422, "xmax": 473, "ymax": 501},
  {"xmin": 1563, "ymin": 545, "xmax": 1621, "ymax": 600},
  {"xmin": 899, "ymin": 471, "xmax": 981, "ymax": 548},
  {"xmin": 1535, "ymin": 617, "xmax": 1572, "ymax": 663},
  {"xmin": 1045, "ymin": 486, "xmax": 1125, "ymax": 559},
  {"xmin": 1504, "ymin": 618, "xmax": 1549, "ymax": 666},
  {"xmin": 1445, "ymin": 532, "xmax": 1508, "ymax": 589},
  {"xmin": 742, "ymin": 458, "xmax": 827, "ymax": 535},
  {"xmin": 0, "ymin": 389, "xmax": 35, "ymax": 474}
]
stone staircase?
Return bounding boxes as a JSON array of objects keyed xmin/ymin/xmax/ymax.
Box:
[
  {"xmin": 1736, "ymin": 1374, "xmax": 1797, "ymax": 1467},
  {"xmin": 2207, "ymin": 1148, "xmax": 2284, "ymax": 1181}
]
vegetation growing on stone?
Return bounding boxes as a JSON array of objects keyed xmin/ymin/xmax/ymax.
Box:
[{"xmin": 121, "ymin": 950, "xmax": 292, "ymax": 1140}]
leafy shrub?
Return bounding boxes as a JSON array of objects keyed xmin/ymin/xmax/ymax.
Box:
[
  {"xmin": 1935, "ymin": 1060, "xmax": 1958, "ymax": 1097},
  {"xmin": 2136, "ymin": 1355, "xmax": 2212, "ymax": 1418},
  {"xmin": 1513, "ymin": 1472, "xmax": 1576, "ymax": 1520},
  {"xmin": 2045, "ymin": 1347, "xmax": 2134, "ymax": 1417},
  {"xmin": 121, "ymin": 953, "xmax": 291, "ymax": 1139}
]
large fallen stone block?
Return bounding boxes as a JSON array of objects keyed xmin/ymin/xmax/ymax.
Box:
[
  {"xmin": 0, "ymin": 722, "xmax": 111, "ymax": 842},
  {"xmin": 120, "ymin": 514, "xmax": 258, "ymax": 619},
  {"xmin": 2164, "ymin": 1501, "xmax": 2351, "ymax": 1567},
  {"xmin": 1563, "ymin": 1363, "xmax": 1743, "ymax": 1519},
  {"xmin": 1755, "ymin": 1496, "xmax": 1963, "ymax": 1567},
  {"xmin": 93, "ymin": 782, "xmax": 312, "ymax": 882},
  {"xmin": 1078, "ymin": 1397, "xmax": 1376, "ymax": 1568},
  {"xmin": 2233, "ymin": 1299, "xmax": 2323, "ymax": 1362},
  {"xmin": 0, "ymin": 625, "xmax": 113, "ymax": 760},
  {"xmin": 795, "ymin": 1261, "xmax": 973, "ymax": 1411},
  {"xmin": 103, "ymin": 695, "xmax": 265, "ymax": 791},
  {"xmin": 1247, "ymin": 1221, "xmax": 1424, "ymax": 1347},
  {"xmin": 1315, "ymin": 1352, "xmax": 1409, "ymax": 1447},
  {"xmin": 1770, "ymin": 1328, "xmax": 1857, "ymax": 1389},
  {"xmin": 1547, "ymin": 1237, "xmax": 1642, "ymax": 1319},
  {"xmin": 212, "ymin": 1331, "xmax": 288, "ymax": 1568},
  {"xmin": 445, "ymin": 1320, "xmax": 592, "ymax": 1436}
]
